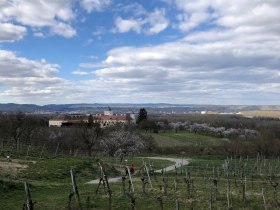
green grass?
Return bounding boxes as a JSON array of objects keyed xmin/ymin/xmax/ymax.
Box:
[
  {"xmin": 0, "ymin": 152, "xmax": 175, "ymax": 209},
  {"xmin": 1, "ymin": 152, "xmax": 280, "ymax": 209},
  {"xmin": 102, "ymin": 156, "xmax": 174, "ymax": 173},
  {"xmin": 152, "ymin": 130, "xmax": 224, "ymax": 147},
  {"xmin": 19, "ymin": 156, "xmax": 115, "ymax": 182}
]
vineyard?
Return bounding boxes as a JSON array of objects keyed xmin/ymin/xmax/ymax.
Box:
[{"xmin": 1, "ymin": 153, "xmax": 280, "ymax": 209}]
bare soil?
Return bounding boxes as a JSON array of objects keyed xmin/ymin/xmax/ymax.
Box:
[{"xmin": 0, "ymin": 158, "xmax": 34, "ymax": 177}]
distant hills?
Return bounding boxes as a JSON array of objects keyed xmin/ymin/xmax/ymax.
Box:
[{"xmin": 1, "ymin": 103, "xmax": 280, "ymax": 117}]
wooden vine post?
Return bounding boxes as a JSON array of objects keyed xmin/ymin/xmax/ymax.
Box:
[
  {"xmin": 103, "ymin": 174, "xmax": 112, "ymax": 210},
  {"xmin": 99, "ymin": 162, "xmax": 112, "ymax": 210},
  {"xmin": 69, "ymin": 169, "xmax": 83, "ymax": 210},
  {"xmin": 55, "ymin": 142, "xmax": 60, "ymax": 157},
  {"xmin": 213, "ymin": 178, "xmax": 218, "ymax": 201},
  {"xmin": 225, "ymin": 159, "xmax": 231, "ymax": 209},
  {"xmin": 121, "ymin": 176, "xmax": 126, "ymax": 195},
  {"xmin": 163, "ymin": 177, "xmax": 168, "ymax": 195},
  {"xmin": 209, "ymin": 177, "xmax": 212, "ymax": 210},
  {"xmin": 126, "ymin": 165, "xmax": 135, "ymax": 193},
  {"xmin": 156, "ymin": 196, "xmax": 164, "ymax": 210},
  {"xmin": 25, "ymin": 145, "xmax": 31, "ymax": 160},
  {"xmin": 270, "ymin": 179, "xmax": 279, "ymax": 208},
  {"xmin": 24, "ymin": 182, "xmax": 34, "ymax": 210},
  {"xmin": 262, "ymin": 188, "xmax": 267, "ymax": 210},
  {"xmin": 40, "ymin": 143, "xmax": 45, "ymax": 159},
  {"xmin": 176, "ymin": 198, "xmax": 180, "ymax": 210},
  {"xmin": 141, "ymin": 176, "xmax": 147, "ymax": 194},
  {"xmin": 144, "ymin": 161, "xmax": 153, "ymax": 189},
  {"xmin": 126, "ymin": 193, "xmax": 136, "ymax": 210}
]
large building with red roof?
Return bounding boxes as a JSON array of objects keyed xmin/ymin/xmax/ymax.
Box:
[{"xmin": 49, "ymin": 110, "xmax": 136, "ymax": 128}]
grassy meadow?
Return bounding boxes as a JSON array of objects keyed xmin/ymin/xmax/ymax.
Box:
[{"xmin": 151, "ymin": 130, "xmax": 224, "ymax": 148}]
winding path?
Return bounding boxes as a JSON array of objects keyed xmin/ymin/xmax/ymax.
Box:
[
  {"xmin": 86, "ymin": 157, "xmax": 190, "ymax": 184},
  {"xmin": 148, "ymin": 157, "xmax": 190, "ymax": 173}
]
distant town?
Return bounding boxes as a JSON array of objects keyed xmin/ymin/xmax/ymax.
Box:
[{"xmin": 1, "ymin": 103, "xmax": 280, "ymax": 119}]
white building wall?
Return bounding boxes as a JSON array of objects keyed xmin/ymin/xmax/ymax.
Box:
[{"xmin": 49, "ymin": 120, "xmax": 64, "ymax": 127}]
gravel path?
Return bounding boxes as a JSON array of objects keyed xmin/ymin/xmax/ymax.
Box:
[
  {"xmin": 86, "ymin": 157, "xmax": 190, "ymax": 184},
  {"xmin": 147, "ymin": 157, "xmax": 190, "ymax": 173}
]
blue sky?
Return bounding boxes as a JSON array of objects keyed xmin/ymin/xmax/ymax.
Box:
[{"xmin": 0, "ymin": 0, "xmax": 279, "ymax": 105}]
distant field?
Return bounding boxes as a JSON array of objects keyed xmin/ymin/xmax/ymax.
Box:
[
  {"xmin": 242, "ymin": 110, "xmax": 280, "ymax": 118},
  {"xmin": 151, "ymin": 131, "xmax": 223, "ymax": 148}
]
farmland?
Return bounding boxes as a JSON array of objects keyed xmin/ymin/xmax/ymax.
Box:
[
  {"xmin": 151, "ymin": 131, "xmax": 223, "ymax": 147},
  {"xmin": 1, "ymin": 112, "xmax": 280, "ymax": 209},
  {"xmin": 0, "ymin": 153, "xmax": 173, "ymax": 209},
  {"xmin": 1, "ymin": 151, "xmax": 280, "ymax": 209}
]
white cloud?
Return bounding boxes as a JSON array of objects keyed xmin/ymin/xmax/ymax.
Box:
[
  {"xmin": 50, "ymin": 22, "xmax": 77, "ymax": 38},
  {"xmin": 80, "ymin": 0, "xmax": 111, "ymax": 13},
  {"xmin": 0, "ymin": 49, "xmax": 71, "ymax": 103},
  {"xmin": 0, "ymin": 0, "xmax": 77, "ymax": 40},
  {"xmin": 72, "ymin": 69, "xmax": 92, "ymax": 75},
  {"xmin": 1, "ymin": 0, "xmax": 280, "ymax": 104},
  {"xmin": 0, "ymin": 0, "xmax": 76, "ymax": 26},
  {"xmin": 113, "ymin": 8, "xmax": 169, "ymax": 35},
  {"xmin": 0, "ymin": 50, "xmax": 59, "ymax": 78},
  {"xmin": 0, "ymin": 0, "xmax": 110, "ymax": 41},
  {"xmin": 114, "ymin": 17, "xmax": 143, "ymax": 33},
  {"xmin": 0, "ymin": 0, "xmax": 114, "ymax": 41},
  {"xmin": 80, "ymin": 0, "xmax": 280, "ymax": 105},
  {"xmin": 0, "ymin": 23, "xmax": 27, "ymax": 42},
  {"xmin": 170, "ymin": 0, "xmax": 280, "ymax": 34},
  {"xmin": 145, "ymin": 9, "xmax": 169, "ymax": 35},
  {"xmin": 176, "ymin": 12, "xmax": 210, "ymax": 31},
  {"xmin": 33, "ymin": 32, "xmax": 45, "ymax": 38},
  {"xmin": 119, "ymin": 3, "xmax": 147, "ymax": 16}
]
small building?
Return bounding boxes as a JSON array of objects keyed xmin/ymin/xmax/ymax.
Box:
[{"xmin": 201, "ymin": 111, "xmax": 207, "ymax": 115}]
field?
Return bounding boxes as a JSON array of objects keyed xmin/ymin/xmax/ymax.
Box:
[
  {"xmin": 0, "ymin": 152, "xmax": 172, "ymax": 209},
  {"xmin": 1, "ymin": 131, "xmax": 280, "ymax": 210},
  {"xmin": 241, "ymin": 110, "xmax": 280, "ymax": 118},
  {"xmin": 151, "ymin": 131, "xmax": 224, "ymax": 147},
  {"xmin": 1, "ymin": 151, "xmax": 280, "ymax": 210}
]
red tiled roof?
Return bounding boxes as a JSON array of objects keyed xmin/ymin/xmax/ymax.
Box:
[
  {"xmin": 50, "ymin": 115, "xmax": 89, "ymax": 121},
  {"xmin": 93, "ymin": 114, "xmax": 130, "ymax": 121},
  {"xmin": 50, "ymin": 114, "xmax": 131, "ymax": 122}
]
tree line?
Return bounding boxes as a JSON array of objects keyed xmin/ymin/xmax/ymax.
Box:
[
  {"xmin": 154, "ymin": 114, "xmax": 280, "ymax": 157},
  {"xmin": 0, "ymin": 112, "xmax": 154, "ymax": 157},
  {"xmin": 1, "ymin": 110, "xmax": 280, "ymax": 157}
]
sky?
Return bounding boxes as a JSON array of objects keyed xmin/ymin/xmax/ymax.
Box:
[{"xmin": 0, "ymin": 0, "xmax": 279, "ymax": 105}]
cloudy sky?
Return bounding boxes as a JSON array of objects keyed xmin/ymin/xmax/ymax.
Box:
[{"xmin": 0, "ymin": 0, "xmax": 279, "ymax": 105}]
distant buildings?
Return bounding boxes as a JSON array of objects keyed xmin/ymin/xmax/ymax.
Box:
[
  {"xmin": 49, "ymin": 109, "xmax": 136, "ymax": 128},
  {"xmin": 48, "ymin": 115, "xmax": 91, "ymax": 127}
]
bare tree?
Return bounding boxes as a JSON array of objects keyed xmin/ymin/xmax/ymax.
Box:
[
  {"xmin": 100, "ymin": 129, "xmax": 146, "ymax": 156},
  {"xmin": 77, "ymin": 124, "xmax": 102, "ymax": 156}
]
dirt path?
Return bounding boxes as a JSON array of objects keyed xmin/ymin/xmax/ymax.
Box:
[
  {"xmin": 86, "ymin": 157, "xmax": 190, "ymax": 184},
  {"xmin": 147, "ymin": 157, "xmax": 190, "ymax": 173},
  {"xmin": 0, "ymin": 158, "xmax": 33, "ymax": 177}
]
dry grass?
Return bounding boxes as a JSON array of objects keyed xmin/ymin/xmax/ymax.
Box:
[
  {"xmin": 241, "ymin": 110, "xmax": 280, "ymax": 118},
  {"xmin": 0, "ymin": 158, "xmax": 31, "ymax": 177}
]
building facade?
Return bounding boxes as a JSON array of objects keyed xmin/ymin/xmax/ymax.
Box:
[{"xmin": 49, "ymin": 110, "xmax": 136, "ymax": 128}]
